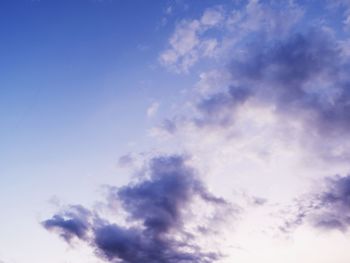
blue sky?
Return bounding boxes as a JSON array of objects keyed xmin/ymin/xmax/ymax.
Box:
[{"xmin": 2, "ymin": 1, "xmax": 350, "ymax": 262}]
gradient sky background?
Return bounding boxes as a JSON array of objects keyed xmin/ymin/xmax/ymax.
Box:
[{"xmin": 2, "ymin": 0, "xmax": 350, "ymax": 262}]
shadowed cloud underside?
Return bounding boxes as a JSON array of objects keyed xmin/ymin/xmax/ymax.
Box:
[{"xmin": 43, "ymin": 156, "xmax": 229, "ymax": 263}]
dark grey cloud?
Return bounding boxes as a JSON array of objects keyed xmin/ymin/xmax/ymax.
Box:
[{"xmin": 43, "ymin": 155, "xmax": 230, "ymax": 262}]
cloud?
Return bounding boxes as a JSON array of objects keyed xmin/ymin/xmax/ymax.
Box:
[
  {"xmin": 183, "ymin": 27, "xmax": 350, "ymax": 167},
  {"xmin": 159, "ymin": 7, "xmax": 224, "ymax": 73},
  {"xmin": 237, "ymin": 0, "xmax": 303, "ymax": 36},
  {"xmin": 147, "ymin": 102, "xmax": 160, "ymax": 118},
  {"xmin": 118, "ymin": 154, "xmax": 134, "ymax": 167},
  {"xmin": 280, "ymin": 174, "xmax": 350, "ymax": 233},
  {"xmin": 151, "ymin": 4, "xmax": 350, "ymax": 252},
  {"xmin": 195, "ymin": 85, "xmax": 251, "ymax": 127},
  {"xmin": 195, "ymin": 69, "xmax": 232, "ymax": 96},
  {"xmin": 311, "ymin": 175, "xmax": 350, "ymax": 232},
  {"xmin": 158, "ymin": 1, "xmax": 318, "ymax": 132},
  {"xmin": 182, "ymin": 24, "xmax": 350, "ymax": 233},
  {"xmin": 200, "ymin": 8, "xmax": 224, "ymax": 26},
  {"xmin": 197, "ymin": 29, "xmax": 350, "ymax": 129},
  {"xmin": 42, "ymin": 155, "xmax": 231, "ymax": 262},
  {"xmin": 159, "ymin": 0, "xmax": 304, "ymax": 73},
  {"xmin": 42, "ymin": 205, "xmax": 91, "ymax": 243}
]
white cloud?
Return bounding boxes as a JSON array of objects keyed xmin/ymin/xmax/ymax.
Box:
[
  {"xmin": 200, "ymin": 8, "xmax": 224, "ymax": 26},
  {"xmin": 159, "ymin": 7, "xmax": 224, "ymax": 73}
]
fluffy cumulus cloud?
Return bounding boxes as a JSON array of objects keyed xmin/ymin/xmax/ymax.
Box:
[{"xmin": 43, "ymin": 155, "xmax": 231, "ymax": 263}]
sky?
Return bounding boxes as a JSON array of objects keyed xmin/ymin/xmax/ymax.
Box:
[{"xmin": 1, "ymin": 0, "xmax": 350, "ymax": 262}]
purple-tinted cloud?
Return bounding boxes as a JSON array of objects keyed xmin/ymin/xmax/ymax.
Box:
[
  {"xmin": 113, "ymin": 156, "xmax": 227, "ymax": 235},
  {"xmin": 281, "ymin": 174, "xmax": 350, "ymax": 233},
  {"xmin": 42, "ymin": 205, "xmax": 91, "ymax": 242},
  {"xmin": 195, "ymin": 85, "xmax": 251, "ymax": 127},
  {"xmin": 193, "ymin": 28, "xmax": 350, "ymax": 137},
  {"xmin": 312, "ymin": 175, "xmax": 350, "ymax": 232},
  {"xmin": 42, "ymin": 155, "xmax": 230, "ymax": 262}
]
